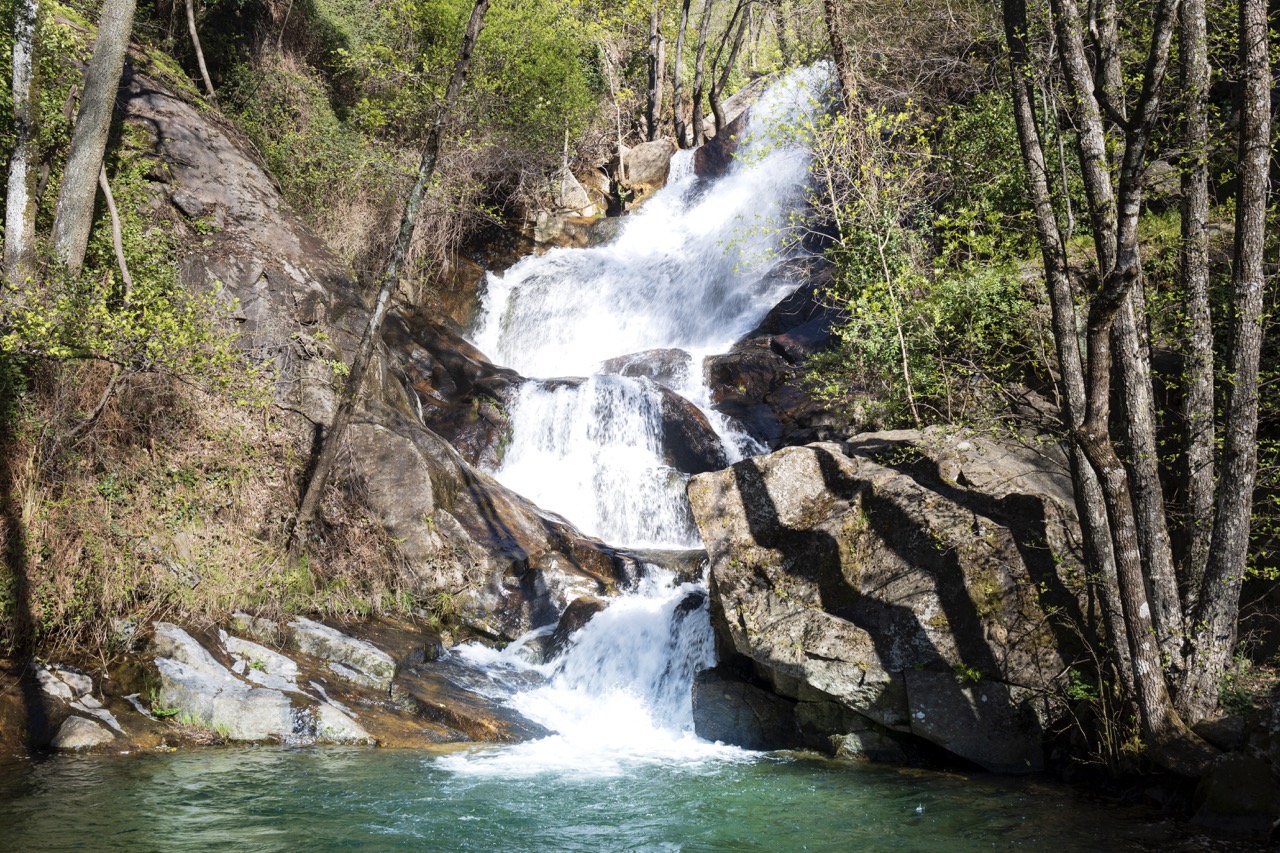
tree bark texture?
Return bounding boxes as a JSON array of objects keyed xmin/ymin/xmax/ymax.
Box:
[
  {"xmin": 4, "ymin": 0, "xmax": 41, "ymax": 293},
  {"xmin": 1183, "ymin": 0, "xmax": 1270, "ymax": 722},
  {"xmin": 646, "ymin": 1, "xmax": 665, "ymax": 141},
  {"xmin": 293, "ymin": 0, "xmax": 492, "ymax": 541},
  {"xmin": 51, "ymin": 0, "xmax": 136, "ymax": 276},
  {"xmin": 691, "ymin": 0, "xmax": 715, "ymax": 146},
  {"xmin": 672, "ymin": 0, "xmax": 692, "ymax": 147},
  {"xmin": 1177, "ymin": 0, "xmax": 1214, "ymax": 601}
]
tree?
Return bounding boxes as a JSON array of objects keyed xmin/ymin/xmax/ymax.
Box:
[
  {"xmin": 293, "ymin": 0, "xmax": 492, "ymax": 545},
  {"xmin": 3, "ymin": 0, "xmax": 40, "ymax": 292},
  {"xmin": 707, "ymin": 0, "xmax": 751, "ymax": 134},
  {"xmin": 671, "ymin": 0, "xmax": 693, "ymax": 147},
  {"xmin": 645, "ymin": 0, "xmax": 665, "ymax": 141},
  {"xmin": 50, "ymin": 0, "xmax": 136, "ymax": 276},
  {"xmin": 1000, "ymin": 0, "xmax": 1270, "ymax": 766},
  {"xmin": 184, "ymin": 0, "xmax": 215, "ymax": 100},
  {"xmin": 690, "ymin": 0, "xmax": 715, "ymax": 145}
]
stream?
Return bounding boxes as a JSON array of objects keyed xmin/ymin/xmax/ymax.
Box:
[{"xmin": 0, "ymin": 67, "xmax": 1241, "ymax": 851}]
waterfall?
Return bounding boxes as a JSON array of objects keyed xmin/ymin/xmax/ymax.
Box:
[
  {"xmin": 443, "ymin": 66, "xmax": 833, "ymax": 771},
  {"xmin": 441, "ymin": 571, "xmax": 745, "ymax": 776},
  {"xmin": 471, "ymin": 64, "xmax": 834, "ymax": 549}
]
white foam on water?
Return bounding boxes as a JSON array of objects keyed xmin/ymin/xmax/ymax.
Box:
[
  {"xmin": 471, "ymin": 64, "xmax": 834, "ymax": 550},
  {"xmin": 439, "ymin": 572, "xmax": 753, "ymax": 778}
]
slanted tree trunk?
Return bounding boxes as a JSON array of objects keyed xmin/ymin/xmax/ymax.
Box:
[
  {"xmin": 185, "ymin": 0, "xmax": 215, "ymax": 100},
  {"xmin": 1178, "ymin": 0, "xmax": 1214, "ymax": 602},
  {"xmin": 293, "ymin": 0, "xmax": 492, "ymax": 545},
  {"xmin": 51, "ymin": 0, "xmax": 136, "ymax": 276},
  {"xmin": 708, "ymin": 0, "xmax": 750, "ymax": 134},
  {"xmin": 4, "ymin": 0, "xmax": 41, "ymax": 293},
  {"xmin": 672, "ymin": 0, "xmax": 693, "ymax": 148},
  {"xmin": 691, "ymin": 0, "xmax": 715, "ymax": 146},
  {"xmin": 646, "ymin": 1, "xmax": 665, "ymax": 141},
  {"xmin": 1182, "ymin": 0, "xmax": 1271, "ymax": 722}
]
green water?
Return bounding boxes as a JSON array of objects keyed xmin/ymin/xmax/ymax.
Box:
[{"xmin": 0, "ymin": 746, "xmax": 1215, "ymax": 852}]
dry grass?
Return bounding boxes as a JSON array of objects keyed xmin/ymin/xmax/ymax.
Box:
[{"xmin": 0, "ymin": 363, "xmax": 415, "ymax": 662}]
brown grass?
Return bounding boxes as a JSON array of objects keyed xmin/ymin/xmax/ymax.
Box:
[{"xmin": 0, "ymin": 363, "xmax": 415, "ymax": 662}]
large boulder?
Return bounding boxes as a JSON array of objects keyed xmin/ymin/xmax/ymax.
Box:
[
  {"xmin": 687, "ymin": 429, "xmax": 1084, "ymax": 772},
  {"xmin": 601, "ymin": 348, "xmax": 693, "ymax": 389}
]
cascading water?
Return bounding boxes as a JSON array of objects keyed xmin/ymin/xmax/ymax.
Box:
[
  {"xmin": 446, "ymin": 65, "xmax": 834, "ymax": 773},
  {"xmin": 471, "ymin": 63, "xmax": 833, "ymax": 549}
]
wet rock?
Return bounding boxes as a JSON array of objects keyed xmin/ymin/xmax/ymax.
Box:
[
  {"xmin": 287, "ymin": 618, "xmax": 397, "ymax": 692},
  {"xmin": 51, "ymin": 716, "xmax": 114, "ymax": 750},
  {"xmin": 694, "ymin": 111, "xmax": 750, "ymax": 180},
  {"xmin": 688, "ymin": 431, "xmax": 1081, "ymax": 771},
  {"xmin": 1193, "ymin": 754, "xmax": 1280, "ymax": 835},
  {"xmin": 222, "ymin": 630, "xmax": 301, "ymax": 693},
  {"xmin": 601, "ymin": 348, "xmax": 693, "ymax": 389},
  {"xmin": 659, "ymin": 389, "xmax": 730, "ymax": 475},
  {"xmin": 692, "ymin": 667, "xmax": 803, "ymax": 750},
  {"xmin": 542, "ymin": 596, "xmax": 607, "ymax": 661}
]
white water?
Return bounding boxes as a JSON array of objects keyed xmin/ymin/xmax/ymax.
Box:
[
  {"xmin": 443, "ymin": 66, "xmax": 833, "ymax": 776},
  {"xmin": 441, "ymin": 571, "xmax": 748, "ymax": 777},
  {"xmin": 471, "ymin": 64, "xmax": 833, "ymax": 548}
]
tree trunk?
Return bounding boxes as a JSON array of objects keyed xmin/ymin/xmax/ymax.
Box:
[
  {"xmin": 672, "ymin": 0, "xmax": 692, "ymax": 148},
  {"xmin": 645, "ymin": 1, "xmax": 664, "ymax": 141},
  {"xmin": 1182, "ymin": 0, "xmax": 1270, "ymax": 723},
  {"xmin": 4, "ymin": 0, "xmax": 41, "ymax": 294},
  {"xmin": 1178, "ymin": 0, "xmax": 1214, "ymax": 602},
  {"xmin": 1114, "ymin": 292, "xmax": 1185, "ymax": 665},
  {"xmin": 691, "ymin": 0, "xmax": 715, "ymax": 146},
  {"xmin": 1002, "ymin": 0, "xmax": 1134, "ymax": 698},
  {"xmin": 822, "ymin": 0, "xmax": 855, "ymax": 111},
  {"xmin": 709, "ymin": 0, "xmax": 750, "ymax": 134},
  {"xmin": 293, "ymin": 0, "xmax": 492, "ymax": 544},
  {"xmin": 772, "ymin": 0, "xmax": 793, "ymax": 67},
  {"xmin": 670, "ymin": 0, "xmax": 691, "ymax": 147},
  {"xmin": 185, "ymin": 0, "xmax": 215, "ymax": 100},
  {"xmin": 51, "ymin": 0, "xmax": 136, "ymax": 276}
]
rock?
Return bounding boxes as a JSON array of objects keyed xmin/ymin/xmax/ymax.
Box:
[
  {"xmin": 152, "ymin": 622, "xmax": 226, "ymax": 674},
  {"xmin": 659, "ymin": 388, "xmax": 730, "ymax": 475},
  {"xmin": 1193, "ymin": 754, "xmax": 1280, "ymax": 835},
  {"xmin": 687, "ymin": 431, "xmax": 1081, "ymax": 772},
  {"xmin": 601, "ymin": 348, "xmax": 693, "ymax": 389},
  {"xmin": 155, "ymin": 656, "xmax": 295, "ymax": 741},
  {"xmin": 543, "ymin": 596, "xmax": 607, "ymax": 661},
  {"xmin": 222, "ymin": 630, "xmax": 301, "ymax": 693},
  {"xmin": 311, "ymin": 702, "xmax": 374, "ymax": 744},
  {"xmin": 552, "ymin": 168, "xmax": 593, "ymax": 213},
  {"xmin": 34, "ymin": 668, "xmax": 74, "ymax": 702},
  {"xmin": 287, "ymin": 618, "xmax": 397, "ymax": 692},
  {"xmin": 694, "ymin": 111, "xmax": 750, "ymax": 179},
  {"xmin": 229, "ymin": 612, "xmax": 285, "ymax": 646},
  {"xmin": 1192, "ymin": 714, "xmax": 1247, "ymax": 751},
  {"xmin": 692, "ymin": 667, "xmax": 803, "ymax": 750},
  {"xmin": 622, "ymin": 139, "xmax": 678, "ymax": 191},
  {"xmin": 51, "ymin": 716, "xmax": 114, "ymax": 750}
]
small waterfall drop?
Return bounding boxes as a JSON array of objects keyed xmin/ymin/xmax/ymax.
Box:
[
  {"xmin": 472, "ymin": 64, "xmax": 834, "ymax": 549},
  {"xmin": 441, "ymin": 572, "xmax": 744, "ymax": 777}
]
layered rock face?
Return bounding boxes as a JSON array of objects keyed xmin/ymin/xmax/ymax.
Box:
[
  {"xmin": 688, "ymin": 429, "xmax": 1085, "ymax": 772},
  {"xmin": 118, "ymin": 68, "xmax": 641, "ymax": 641}
]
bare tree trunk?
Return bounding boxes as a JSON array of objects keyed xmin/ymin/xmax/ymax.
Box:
[
  {"xmin": 772, "ymin": 0, "xmax": 793, "ymax": 67},
  {"xmin": 1178, "ymin": 0, "xmax": 1214, "ymax": 602},
  {"xmin": 51, "ymin": 0, "xmax": 136, "ymax": 276},
  {"xmin": 691, "ymin": 0, "xmax": 715, "ymax": 146},
  {"xmin": 1002, "ymin": 0, "xmax": 1134, "ymax": 699},
  {"xmin": 98, "ymin": 166, "xmax": 132, "ymax": 296},
  {"xmin": 646, "ymin": 1, "xmax": 665, "ymax": 141},
  {"xmin": 822, "ymin": 0, "xmax": 855, "ymax": 111},
  {"xmin": 1114, "ymin": 294, "xmax": 1185, "ymax": 664},
  {"xmin": 672, "ymin": 0, "xmax": 693, "ymax": 148},
  {"xmin": 4, "ymin": 0, "xmax": 41, "ymax": 294},
  {"xmin": 709, "ymin": 0, "xmax": 750, "ymax": 134},
  {"xmin": 293, "ymin": 0, "xmax": 492, "ymax": 545},
  {"xmin": 1182, "ymin": 0, "xmax": 1270, "ymax": 723},
  {"xmin": 185, "ymin": 0, "xmax": 215, "ymax": 100}
]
